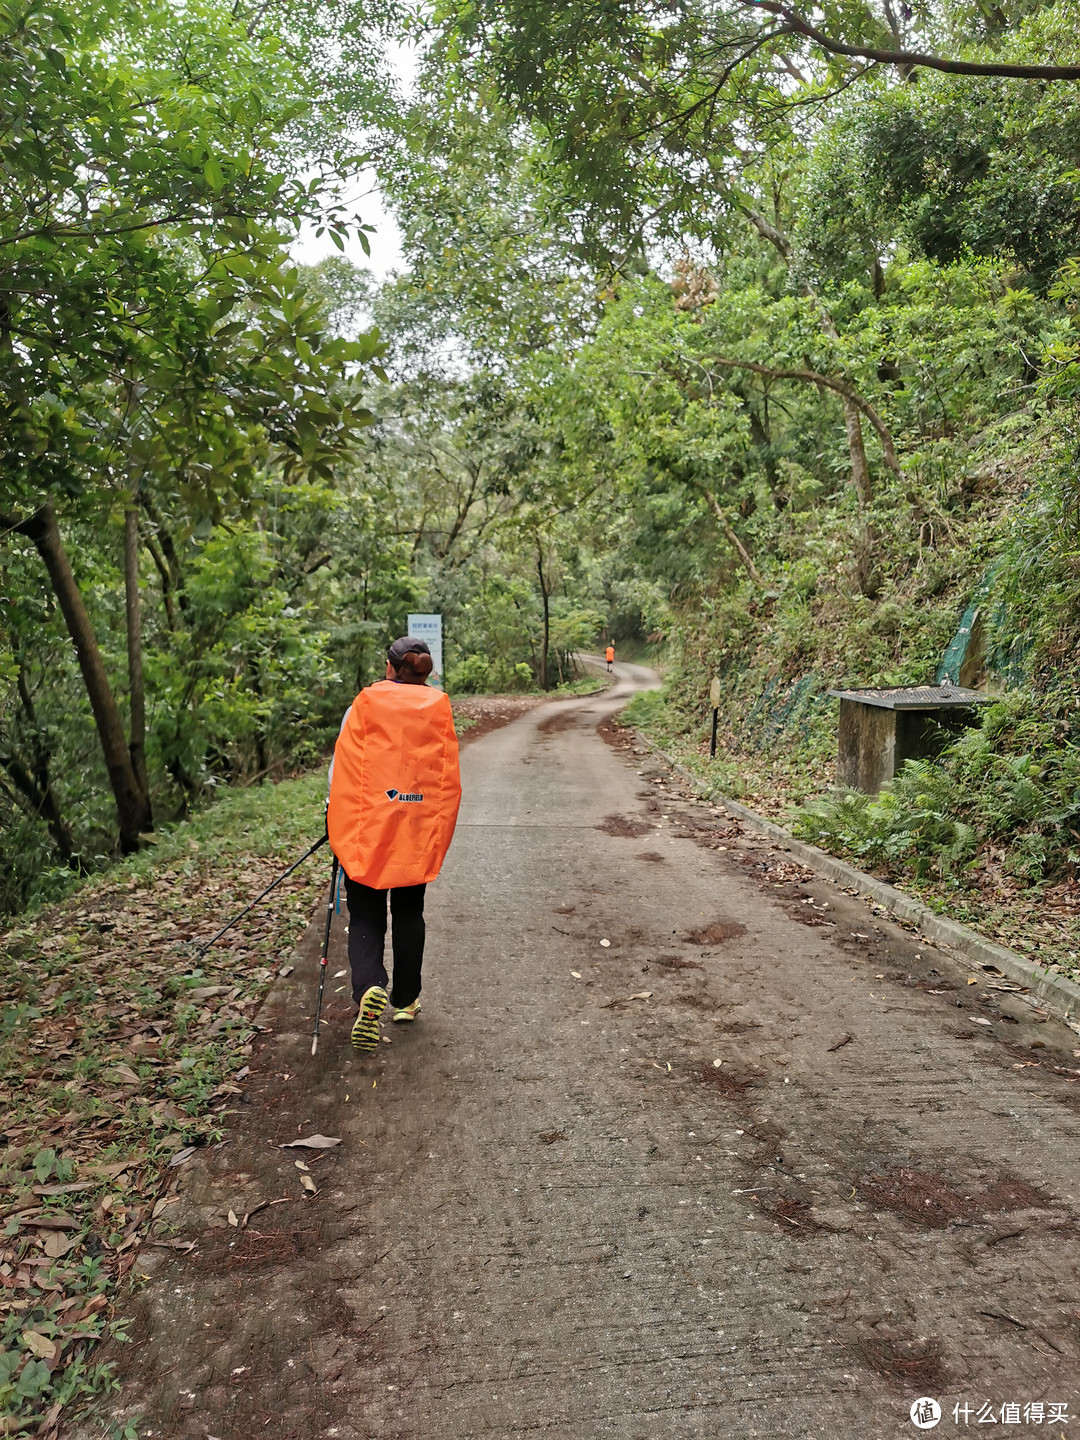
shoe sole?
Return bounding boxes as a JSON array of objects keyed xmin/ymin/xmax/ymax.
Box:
[
  {"xmin": 391, "ymin": 1010, "xmax": 419, "ymax": 1023},
  {"xmin": 351, "ymin": 986, "xmax": 388, "ymax": 1052}
]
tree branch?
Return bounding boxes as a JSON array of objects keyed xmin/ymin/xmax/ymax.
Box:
[
  {"xmin": 740, "ymin": 0, "xmax": 1080, "ymax": 79},
  {"xmin": 738, "ymin": 204, "xmax": 792, "ymax": 260},
  {"xmin": 700, "ymin": 488, "xmax": 763, "ymax": 584},
  {"xmin": 700, "ymin": 355, "xmax": 901, "ymax": 477}
]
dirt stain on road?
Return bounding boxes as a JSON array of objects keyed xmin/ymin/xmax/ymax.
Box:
[
  {"xmin": 853, "ymin": 1333, "xmax": 949, "ymax": 1391},
  {"xmin": 595, "ymin": 813, "xmax": 652, "ymax": 838},
  {"xmin": 655, "ymin": 954, "xmax": 703, "ymax": 971},
  {"xmin": 684, "ymin": 918, "xmax": 748, "ymax": 944},
  {"xmin": 697, "ymin": 1062, "xmax": 757, "ymax": 1097},
  {"xmin": 856, "ymin": 1168, "xmax": 1051, "ymax": 1229}
]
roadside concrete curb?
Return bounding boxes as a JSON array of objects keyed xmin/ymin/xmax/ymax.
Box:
[{"xmin": 632, "ymin": 732, "xmax": 1080, "ymax": 1028}]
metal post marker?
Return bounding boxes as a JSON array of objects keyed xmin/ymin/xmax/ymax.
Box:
[{"xmin": 709, "ymin": 676, "xmax": 722, "ymax": 758}]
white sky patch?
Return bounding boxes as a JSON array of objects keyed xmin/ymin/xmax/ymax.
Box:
[
  {"xmin": 290, "ymin": 168, "xmax": 405, "ymax": 281},
  {"xmin": 290, "ymin": 40, "xmax": 419, "ymax": 282}
]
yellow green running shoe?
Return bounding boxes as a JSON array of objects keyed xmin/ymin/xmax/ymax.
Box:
[
  {"xmin": 391, "ymin": 998, "xmax": 421, "ymax": 1023},
  {"xmin": 351, "ymin": 985, "xmax": 388, "ymax": 1053}
]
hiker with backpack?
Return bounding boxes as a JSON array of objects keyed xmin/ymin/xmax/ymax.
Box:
[{"xmin": 327, "ymin": 637, "xmax": 462, "ymax": 1052}]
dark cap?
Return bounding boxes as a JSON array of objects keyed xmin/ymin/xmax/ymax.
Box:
[{"xmin": 388, "ymin": 635, "xmax": 432, "ymax": 668}]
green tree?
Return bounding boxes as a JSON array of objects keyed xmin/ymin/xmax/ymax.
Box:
[{"xmin": 0, "ymin": 0, "xmax": 383, "ymax": 851}]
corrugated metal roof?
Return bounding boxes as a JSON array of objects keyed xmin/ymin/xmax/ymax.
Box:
[{"xmin": 826, "ymin": 685, "xmax": 990, "ymax": 710}]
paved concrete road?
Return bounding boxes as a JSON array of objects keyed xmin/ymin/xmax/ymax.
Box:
[{"xmin": 107, "ymin": 664, "xmax": 1080, "ymax": 1440}]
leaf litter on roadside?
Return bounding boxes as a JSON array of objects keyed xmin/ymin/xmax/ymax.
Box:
[{"xmin": 0, "ymin": 774, "xmax": 326, "ymax": 1434}]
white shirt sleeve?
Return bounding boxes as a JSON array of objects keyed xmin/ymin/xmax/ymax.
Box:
[{"xmin": 327, "ymin": 703, "xmax": 353, "ymax": 795}]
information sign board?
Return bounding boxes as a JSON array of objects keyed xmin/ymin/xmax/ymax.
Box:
[{"xmin": 406, "ymin": 613, "xmax": 443, "ymax": 686}]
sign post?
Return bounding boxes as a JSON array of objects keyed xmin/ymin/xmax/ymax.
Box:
[
  {"xmin": 407, "ymin": 613, "xmax": 444, "ymax": 687},
  {"xmin": 709, "ymin": 676, "xmax": 722, "ymax": 758}
]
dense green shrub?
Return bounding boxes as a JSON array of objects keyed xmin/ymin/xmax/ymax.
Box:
[{"xmin": 793, "ymin": 693, "xmax": 1080, "ymax": 886}]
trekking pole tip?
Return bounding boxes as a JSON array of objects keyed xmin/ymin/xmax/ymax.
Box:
[{"xmin": 310, "ymin": 1034, "xmax": 318, "ymax": 1056}]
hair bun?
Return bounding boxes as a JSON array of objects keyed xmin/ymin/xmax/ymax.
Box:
[{"xmin": 403, "ymin": 650, "xmax": 434, "ymax": 676}]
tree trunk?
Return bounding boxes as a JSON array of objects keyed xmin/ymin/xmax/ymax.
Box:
[
  {"xmin": 747, "ymin": 406, "xmax": 783, "ymax": 506},
  {"xmin": 139, "ymin": 492, "xmax": 187, "ymax": 613},
  {"xmin": 734, "ymin": 212, "xmax": 890, "ymax": 505},
  {"xmin": 125, "ymin": 503, "xmax": 151, "ymax": 808},
  {"xmin": 703, "ymin": 354, "xmax": 898, "ymax": 502},
  {"xmin": 0, "ymin": 749, "xmax": 79, "ymax": 865},
  {"xmin": 840, "ymin": 394, "xmax": 874, "ymax": 508},
  {"xmin": 143, "ymin": 526, "xmax": 176, "ymax": 630},
  {"xmin": 14, "ymin": 503, "xmax": 151, "ymax": 852},
  {"xmin": 537, "ymin": 547, "xmax": 551, "ymax": 691},
  {"xmin": 702, "ymin": 490, "xmax": 763, "ymax": 584}
]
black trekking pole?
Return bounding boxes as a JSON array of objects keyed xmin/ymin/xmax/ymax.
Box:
[
  {"xmin": 194, "ymin": 833, "xmax": 328, "ymax": 960},
  {"xmin": 311, "ymin": 855, "xmax": 340, "ymax": 1056}
]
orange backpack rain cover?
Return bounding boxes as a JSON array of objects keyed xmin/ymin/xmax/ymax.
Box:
[{"xmin": 328, "ymin": 681, "xmax": 461, "ymax": 890}]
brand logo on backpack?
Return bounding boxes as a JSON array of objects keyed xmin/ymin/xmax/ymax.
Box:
[{"xmin": 385, "ymin": 789, "xmax": 424, "ymax": 803}]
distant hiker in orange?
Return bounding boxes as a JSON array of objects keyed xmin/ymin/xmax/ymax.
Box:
[
  {"xmin": 605, "ymin": 642, "xmax": 615, "ymax": 673},
  {"xmin": 327, "ymin": 637, "xmax": 461, "ymax": 1052}
]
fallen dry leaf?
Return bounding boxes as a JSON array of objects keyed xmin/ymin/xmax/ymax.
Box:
[
  {"xmin": 0, "ymin": 823, "xmax": 326, "ymax": 1429},
  {"xmin": 22, "ymin": 1330, "xmax": 57, "ymax": 1361},
  {"xmin": 93, "ymin": 1160, "xmax": 142, "ymax": 1180},
  {"xmin": 299, "ymin": 1174, "xmax": 318, "ymax": 1196},
  {"xmin": 187, "ymin": 985, "xmax": 229, "ymax": 1001},
  {"xmin": 279, "ymin": 1134, "xmax": 341, "ymax": 1150},
  {"xmin": 628, "ymin": 991, "xmax": 653, "ymax": 1001}
]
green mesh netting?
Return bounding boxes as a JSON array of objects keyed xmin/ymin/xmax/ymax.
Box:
[
  {"xmin": 744, "ymin": 672, "xmax": 822, "ymax": 751},
  {"xmin": 936, "ymin": 567, "xmax": 1030, "ymax": 688},
  {"xmin": 936, "ymin": 596, "xmax": 982, "ymax": 685}
]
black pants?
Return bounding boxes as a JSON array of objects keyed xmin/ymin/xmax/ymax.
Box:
[{"xmin": 343, "ymin": 876, "xmax": 426, "ymax": 1008}]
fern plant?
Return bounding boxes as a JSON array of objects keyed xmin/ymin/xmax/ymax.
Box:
[{"xmin": 793, "ymin": 691, "xmax": 1080, "ymax": 887}]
